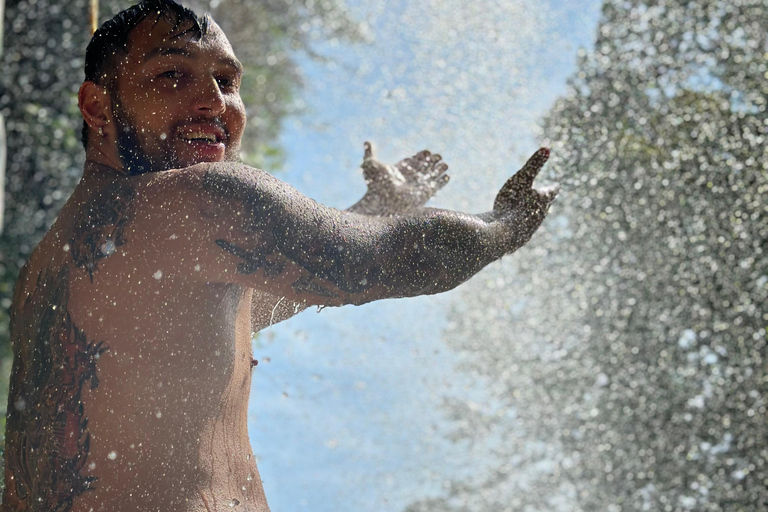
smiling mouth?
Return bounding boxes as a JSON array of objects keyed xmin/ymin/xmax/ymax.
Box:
[{"xmin": 179, "ymin": 131, "xmax": 223, "ymax": 144}]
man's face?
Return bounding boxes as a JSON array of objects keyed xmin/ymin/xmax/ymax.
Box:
[{"xmin": 110, "ymin": 15, "xmax": 245, "ymax": 173}]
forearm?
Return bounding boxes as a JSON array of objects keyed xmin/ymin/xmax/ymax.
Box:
[
  {"xmin": 272, "ymin": 208, "xmax": 505, "ymax": 304},
  {"xmin": 380, "ymin": 212, "xmax": 503, "ymax": 298}
]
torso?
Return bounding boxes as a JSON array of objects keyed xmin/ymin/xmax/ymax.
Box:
[{"xmin": 2, "ymin": 168, "xmax": 270, "ymax": 512}]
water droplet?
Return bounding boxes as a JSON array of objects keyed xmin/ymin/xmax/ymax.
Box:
[
  {"xmin": 14, "ymin": 397, "xmax": 26, "ymax": 411},
  {"xmin": 160, "ymin": 132, "xmax": 168, "ymax": 140},
  {"xmin": 63, "ymin": 243, "xmax": 70, "ymax": 252},
  {"xmin": 100, "ymin": 239, "xmax": 116, "ymax": 256},
  {"xmin": 156, "ymin": 411, "xmax": 162, "ymax": 418},
  {"xmin": 246, "ymin": 474, "xmax": 253, "ymax": 481},
  {"xmin": 194, "ymin": 264, "xmax": 201, "ymax": 271},
  {"xmin": 153, "ymin": 270, "xmax": 163, "ymax": 280},
  {"xmin": 108, "ymin": 451, "xmax": 117, "ymax": 460},
  {"xmin": 229, "ymin": 499, "xmax": 240, "ymax": 507},
  {"xmin": 88, "ymin": 462, "xmax": 96, "ymax": 470}
]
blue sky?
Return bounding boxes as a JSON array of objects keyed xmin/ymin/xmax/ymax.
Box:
[{"xmin": 248, "ymin": 1, "xmax": 603, "ymax": 510}]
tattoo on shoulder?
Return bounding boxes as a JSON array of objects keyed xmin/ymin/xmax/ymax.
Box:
[
  {"xmin": 215, "ymin": 239, "xmax": 285, "ymax": 276},
  {"xmin": 3, "ymin": 265, "xmax": 108, "ymax": 511},
  {"xmin": 214, "ymin": 236, "xmax": 378, "ymax": 299},
  {"xmin": 201, "ymin": 169, "xmax": 384, "ymax": 297},
  {"xmin": 70, "ymin": 183, "xmax": 135, "ymax": 281}
]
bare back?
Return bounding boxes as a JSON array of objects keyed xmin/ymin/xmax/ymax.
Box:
[{"xmin": 2, "ymin": 169, "xmax": 269, "ymax": 512}]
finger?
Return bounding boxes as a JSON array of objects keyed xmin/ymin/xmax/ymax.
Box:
[
  {"xmin": 539, "ymin": 184, "xmax": 560, "ymax": 205},
  {"xmin": 538, "ymin": 183, "xmax": 559, "ymax": 198},
  {"xmin": 515, "ymin": 147, "xmax": 550, "ymax": 189},
  {"xmin": 493, "ymin": 175, "xmax": 519, "ymax": 213},
  {"xmin": 361, "ymin": 142, "xmax": 388, "ymax": 183},
  {"xmin": 395, "ymin": 157, "xmax": 418, "ymax": 178},
  {"xmin": 412, "ymin": 152, "xmax": 443, "ymax": 179},
  {"xmin": 363, "ymin": 141, "xmax": 375, "ymax": 162},
  {"xmin": 428, "ymin": 162, "xmax": 449, "ymax": 178}
]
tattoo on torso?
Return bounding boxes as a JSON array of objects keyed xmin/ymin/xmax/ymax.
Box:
[
  {"xmin": 3, "ymin": 184, "xmax": 135, "ymax": 511},
  {"xmin": 70, "ymin": 184, "xmax": 135, "ymax": 281}
]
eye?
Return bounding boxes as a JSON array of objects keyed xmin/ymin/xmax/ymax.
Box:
[
  {"xmin": 158, "ymin": 70, "xmax": 183, "ymax": 79},
  {"xmin": 216, "ymin": 74, "xmax": 240, "ymax": 91}
]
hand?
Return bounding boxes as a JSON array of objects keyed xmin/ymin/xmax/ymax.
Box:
[
  {"xmin": 349, "ymin": 142, "xmax": 450, "ymax": 216},
  {"xmin": 492, "ymin": 148, "xmax": 559, "ymax": 253}
]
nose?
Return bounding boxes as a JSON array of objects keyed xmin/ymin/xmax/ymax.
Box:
[{"xmin": 194, "ymin": 76, "xmax": 226, "ymax": 116}]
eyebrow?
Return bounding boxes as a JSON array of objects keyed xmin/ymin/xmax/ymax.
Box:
[
  {"xmin": 143, "ymin": 46, "xmax": 193, "ymax": 62},
  {"xmin": 143, "ymin": 47, "xmax": 244, "ymax": 73}
]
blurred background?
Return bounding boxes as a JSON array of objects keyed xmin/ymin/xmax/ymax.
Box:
[{"xmin": 1, "ymin": 0, "xmax": 766, "ymax": 510}]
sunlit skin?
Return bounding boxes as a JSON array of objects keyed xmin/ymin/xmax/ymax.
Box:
[{"xmin": 2, "ymin": 9, "xmax": 557, "ymax": 512}]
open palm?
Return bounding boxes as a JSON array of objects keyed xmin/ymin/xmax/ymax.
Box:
[{"xmin": 349, "ymin": 142, "xmax": 450, "ymax": 216}]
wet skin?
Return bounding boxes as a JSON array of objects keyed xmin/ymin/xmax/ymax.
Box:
[{"xmin": 2, "ymin": 13, "xmax": 556, "ymax": 512}]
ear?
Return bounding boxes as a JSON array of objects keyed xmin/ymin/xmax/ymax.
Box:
[{"xmin": 78, "ymin": 81, "xmax": 112, "ymax": 138}]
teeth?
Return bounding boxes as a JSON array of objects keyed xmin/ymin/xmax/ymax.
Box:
[{"xmin": 180, "ymin": 131, "xmax": 218, "ymax": 142}]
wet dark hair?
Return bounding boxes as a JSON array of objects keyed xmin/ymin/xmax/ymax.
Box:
[{"xmin": 81, "ymin": 0, "xmax": 211, "ymax": 149}]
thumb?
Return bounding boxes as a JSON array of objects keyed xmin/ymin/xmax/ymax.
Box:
[
  {"xmin": 361, "ymin": 141, "xmax": 387, "ymax": 183},
  {"xmin": 363, "ymin": 141, "xmax": 374, "ymax": 162}
]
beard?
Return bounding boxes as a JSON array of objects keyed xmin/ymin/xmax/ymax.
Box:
[
  {"xmin": 110, "ymin": 90, "xmax": 241, "ymax": 175},
  {"xmin": 112, "ymin": 95, "xmax": 181, "ymax": 176}
]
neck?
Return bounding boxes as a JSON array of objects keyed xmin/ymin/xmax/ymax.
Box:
[
  {"xmin": 82, "ymin": 160, "xmax": 128, "ymax": 181},
  {"xmin": 84, "ymin": 135, "xmax": 124, "ymax": 175}
]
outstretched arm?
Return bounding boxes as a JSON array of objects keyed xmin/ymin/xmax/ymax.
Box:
[{"xmin": 135, "ymin": 148, "xmax": 556, "ymax": 307}]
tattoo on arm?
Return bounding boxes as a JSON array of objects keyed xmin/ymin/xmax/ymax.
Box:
[{"xmin": 214, "ymin": 239, "xmax": 285, "ymax": 277}]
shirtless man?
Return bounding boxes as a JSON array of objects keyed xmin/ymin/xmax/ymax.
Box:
[{"xmin": 1, "ymin": 0, "xmax": 557, "ymax": 510}]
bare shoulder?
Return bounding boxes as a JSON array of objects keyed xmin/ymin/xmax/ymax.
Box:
[
  {"xmin": 137, "ymin": 161, "xmax": 273, "ymax": 195},
  {"xmin": 82, "ymin": 163, "xmax": 293, "ymax": 287}
]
